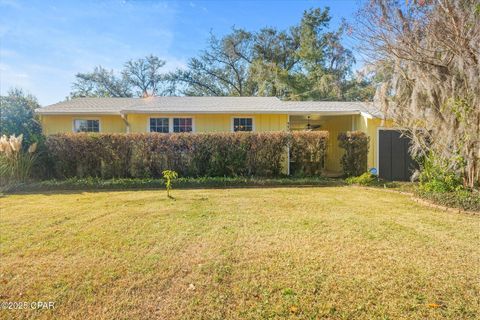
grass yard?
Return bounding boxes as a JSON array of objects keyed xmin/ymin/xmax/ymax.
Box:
[{"xmin": 0, "ymin": 187, "xmax": 479, "ymax": 319}]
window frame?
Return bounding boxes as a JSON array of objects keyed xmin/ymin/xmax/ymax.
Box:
[
  {"xmin": 148, "ymin": 117, "xmax": 170, "ymax": 133},
  {"xmin": 72, "ymin": 119, "xmax": 101, "ymax": 133},
  {"xmin": 172, "ymin": 117, "xmax": 194, "ymax": 133},
  {"xmin": 231, "ymin": 116, "xmax": 255, "ymax": 132},
  {"xmin": 147, "ymin": 116, "xmax": 195, "ymax": 133}
]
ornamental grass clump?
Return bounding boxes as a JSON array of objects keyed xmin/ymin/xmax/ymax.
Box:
[{"xmin": 0, "ymin": 134, "xmax": 38, "ymax": 185}]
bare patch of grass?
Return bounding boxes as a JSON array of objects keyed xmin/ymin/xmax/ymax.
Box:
[{"xmin": 0, "ymin": 187, "xmax": 478, "ymax": 319}]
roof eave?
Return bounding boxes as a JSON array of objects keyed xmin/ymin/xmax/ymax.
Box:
[
  {"xmin": 35, "ymin": 111, "xmax": 121, "ymax": 115},
  {"xmin": 35, "ymin": 109, "xmax": 378, "ymax": 117},
  {"xmin": 121, "ymin": 110, "xmax": 364, "ymax": 115}
]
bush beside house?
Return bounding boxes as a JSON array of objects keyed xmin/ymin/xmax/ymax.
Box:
[
  {"xmin": 289, "ymin": 131, "xmax": 328, "ymax": 176},
  {"xmin": 338, "ymin": 131, "xmax": 369, "ymax": 177}
]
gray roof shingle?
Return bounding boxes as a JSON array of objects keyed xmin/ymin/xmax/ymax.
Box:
[{"xmin": 35, "ymin": 96, "xmax": 382, "ymax": 117}]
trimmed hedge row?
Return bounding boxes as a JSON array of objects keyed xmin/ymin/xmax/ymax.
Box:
[
  {"xmin": 44, "ymin": 131, "xmax": 329, "ymax": 179},
  {"xmin": 338, "ymin": 131, "xmax": 370, "ymax": 177}
]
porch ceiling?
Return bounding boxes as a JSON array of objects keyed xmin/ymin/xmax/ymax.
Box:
[{"xmin": 289, "ymin": 114, "xmax": 356, "ymax": 131}]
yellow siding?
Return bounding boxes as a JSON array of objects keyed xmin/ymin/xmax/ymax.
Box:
[
  {"xmin": 127, "ymin": 114, "xmax": 288, "ymax": 133},
  {"xmin": 40, "ymin": 112, "xmax": 392, "ymax": 176},
  {"xmin": 41, "ymin": 114, "xmax": 288, "ymax": 134},
  {"xmin": 363, "ymin": 117, "xmax": 395, "ymax": 170},
  {"xmin": 40, "ymin": 115, "xmax": 126, "ymax": 135},
  {"xmin": 321, "ymin": 115, "xmax": 355, "ymax": 172}
]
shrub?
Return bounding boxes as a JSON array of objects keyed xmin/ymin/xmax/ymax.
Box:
[
  {"xmin": 289, "ymin": 131, "xmax": 329, "ymax": 176},
  {"xmin": 345, "ymin": 172, "xmax": 398, "ymax": 188},
  {"xmin": 44, "ymin": 131, "xmax": 328, "ymax": 179},
  {"xmin": 345, "ymin": 172, "xmax": 376, "ymax": 185},
  {"xmin": 418, "ymin": 152, "xmax": 463, "ymax": 193},
  {"xmin": 0, "ymin": 134, "xmax": 38, "ymax": 186},
  {"xmin": 338, "ymin": 131, "xmax": 369, "ymax": 177},
  {"xmin": 414, "ymin": 152, "xmax": 479, "ymax": 211}
]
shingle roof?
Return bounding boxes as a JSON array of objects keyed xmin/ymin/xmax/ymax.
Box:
[
  {"xmin": 35, "ymin": 96, "xmax": 382, "ymax": 118},
  {"xmin": 280, "ymin": 101, "xmax": 383, "ymax": 117},
  {"xmin": 35, "ymin": 98, "xmax": 141, "ymax": 114}
]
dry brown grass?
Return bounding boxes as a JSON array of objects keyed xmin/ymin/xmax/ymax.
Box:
[{"xmin": 0, "ymin": 186, "xmax": 478, "ymax": 319}]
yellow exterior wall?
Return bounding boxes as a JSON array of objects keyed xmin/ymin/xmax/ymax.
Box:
[
  {"xmin": 40, "ymin": 115, "xmax": 126, "ymax": 135},
  {"xmin": 321, "ymin": 115, "xmax": 355, "ymax": 172},
  {"xmin": 40, "ymin": 112, "xmax": 394, "ymax": 176},
  {"xmin": 363, "ymin": 117, "xmax": 395, "ymax": 170},
  {"xmin": 41, "ymin": 114, "xmax": 288, "ymax": 134},
  {"xmin": 126, "ymin": 114, "xmax": 288, "ymax": 133}
]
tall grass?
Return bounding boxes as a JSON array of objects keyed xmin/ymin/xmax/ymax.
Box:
[{"xmin": 0, "ymin": 134, "xmax": 38, "ymax": 186}]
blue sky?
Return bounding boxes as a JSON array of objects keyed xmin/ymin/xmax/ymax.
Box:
[{"xmin": 0, "ymin": 0, "xmax": 363, "ymax": 105}]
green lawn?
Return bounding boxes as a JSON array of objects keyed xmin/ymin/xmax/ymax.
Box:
[{"xmin": 0, "ymin": 187, "xmax": 478, "ymax": 319}]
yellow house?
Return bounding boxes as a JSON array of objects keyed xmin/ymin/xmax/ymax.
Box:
[{"xmin": 36, "ymin": 97, "xmax": 411, "ymax": 180}]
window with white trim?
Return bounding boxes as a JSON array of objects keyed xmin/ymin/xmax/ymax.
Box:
[
  {"xmin": 233, "ymin": 117, "xmax": 253, "ymax": 132},
  {"xmin": 150, "ymin": 118, "xmax": 169, "ymax": 133},
  {"xmin": 173, "ymin": 118, "xmax": 193, "ymax": 133},
  {"xmin": 74, "ymin": 119, "xmax": 99, "ymax": 132}
]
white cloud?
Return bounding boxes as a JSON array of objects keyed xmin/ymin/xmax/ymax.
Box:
[
  {"xmin": 163, "ymin": 56, "xmax": 188, "ymax": 72},
  {"xmin": 0, "ymin": 62, "xmax": 32, "ymax": 93}
]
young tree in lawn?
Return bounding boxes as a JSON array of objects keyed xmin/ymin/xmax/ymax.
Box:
[{"xmin": 355, "ymin": 0, "xmax": 480, "ymax": 189}]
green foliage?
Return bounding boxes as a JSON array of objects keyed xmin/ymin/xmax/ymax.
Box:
[
  {"xmin": 416, "ymin": 152, "xmax": 479, "ymax": 211},
  {"xmin": 345, "ymin": 172, "xmax": 398, "ymax": 188},
  {"xmin": 5, "ymin": 176, "xmax": 340, "ymax": 193},
  {"xmin": 416, "ymin": 189, "xmax": 480, "ymax": 212},
  {"xmin": 342, "ymin": 76, "xmax": 376, "ymax": 101},
  {"xmin": 162, "ymin": 170, "xmax": 178, "ymax": 198},
  {"xmin": 338, "ymin": 131, "xmax": 369, "ymax": 177},
  {"xmin": 169, "ymin": 9, "xmax": 373, "ymax": 101},
  {"xmin": 418, "ymin": 153, "xmax": 463, "ymax": 193},
  {"xmin": 345, "ymin": 172, "xmax": 376, "ymax": 185},
  {"xmin": 0, "ymin": 88, "xmax": 43, "ymax": 148},
  {"xmin": 44, "ymin": 132, "xmax": 328, "ymax": 179}
]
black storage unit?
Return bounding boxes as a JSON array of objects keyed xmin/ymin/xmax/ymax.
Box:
[{"xmin": 378, "ymin": 130, "xmax": 416, "ymax": 181}]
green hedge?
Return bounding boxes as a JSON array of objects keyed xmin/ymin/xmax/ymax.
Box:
[
  {"xmin": 44, "ymin": 131, "xmax": 328, "ymax": 179},
  {"xmin": 4, "ymin": 176, "xmax": 343, "ymax": 193},
  {"xmin": 416, "ymin": 189, "xmax": 480, "ymax": 212},
  {"xmin": 338, "ymin": 131, "xmax": 369, "ymax": 177}
]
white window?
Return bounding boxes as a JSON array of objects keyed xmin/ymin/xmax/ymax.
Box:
[
  {"xmin": 150, "ymin": 118, "xmax": 169, "ymax": 133},
  {"xmin": 74, "ymin": 119, "xmax": 99, "ymax": 132},
  {"xmin": 173, "ymin": 118, "xmax": 193, "ymax": 133},
  {"xmin": 233, "ymin": 117, "xmax": 253, "ymax": 132}
]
